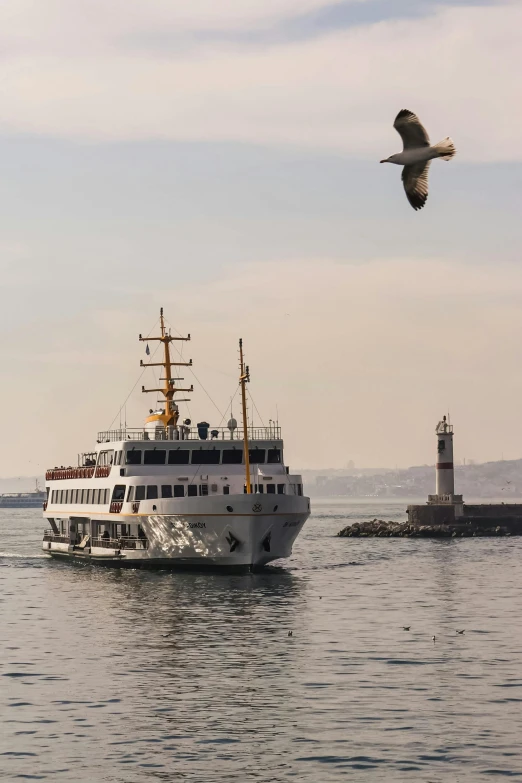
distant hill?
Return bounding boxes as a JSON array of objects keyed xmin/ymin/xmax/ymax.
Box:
[{"xmin": 301, "ymin": 459, "xmax": 522, "ymax": 499}]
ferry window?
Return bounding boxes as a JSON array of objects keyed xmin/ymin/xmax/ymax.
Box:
[
  {"xmin": 125, "ymin": 450, "xmax": 142, "ymax": 465},
  {"xmin": 146, "ymin": 485, "xmax": 158, "ymax": 500},
  {"xmin": 249, "ymin": 449, "xmax": 265, "ymax": 464},
  {"xmin": 161, "ymin": 485, "xmax": 172, "ymax": 498},
  {"xmin": 174, "ymin": 485, "xmax": 185, "ymax": 498},
  {"xmin": 112, "ymin": 485, "xmax": 126, "ymax": 502},
  {"xmin": 297, "ymin": 484, "xmax": 303, "ymax": 496},
  {"xmin": 135, "ymin": 485, "xmax": 146, "ymax": 501},
  {"xmin": 191, "ymin": 450, "xmax": 220, "ymax": 465},
  {"xmin": 144, "ymin": 450, "xmax": 166, "ymax": 465},
  {"xmin": 222, "ymin": 449, "xmax": 242, "ymax": 464},
  {"xmin": 115, "ymin": 451, "xmax": 122, "ymax": 466},
  {"xmin": 223, "ymin": 486, "xmax": 230, "ymax": 495},
  {"xmin": 187, "ymin": 485, "xmax": 197, "ymax": 497},
  {"xmin": 104, "ymin": 489, "xmax": 110, "ymax": 504},
  {"xmin": 127, "ymin": 486, "xmax": 134, "ymax": 502},
  {"xmin": 258, "ymin": 484, "xmax": 264, "ymax": 494},
  {"xmin": 168, "ymin": 449, "xmax": 189, "ymax": 465},
  {"xmin": 199, "ymin": 484, "xmax": 209, "ymax": 496},
  {"xmin": 267, "ymin": 484, "xmax": 276, "ymax": 494},
  {"xmin": 267, "ymin": 449, "xmax": 281, "ymax": 464},
  {"xmin": 277, "ymin": 484, "xmax": 285, "ymax": 494}
]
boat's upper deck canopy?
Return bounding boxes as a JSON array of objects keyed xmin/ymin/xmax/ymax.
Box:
[{"xmin": 97, "ymin": 424, "xmax": 281, "ymax": 444}]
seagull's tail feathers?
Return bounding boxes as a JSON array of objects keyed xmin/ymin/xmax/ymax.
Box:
[{"xmin": 433, "ymin": 136, "xmax": 456, "ymax": 161}]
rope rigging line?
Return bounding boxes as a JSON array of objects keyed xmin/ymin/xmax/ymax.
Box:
[
  {"xmin": 105, "ymin": 316, "xmax": 161, "ymax": 431},
  {"xmin": 247, "ymin": 390, "xmax": 266, "ymax": 429},
  {"xmin": 164, "ymin": 315, "xmax": 229, "ymax": 421}
]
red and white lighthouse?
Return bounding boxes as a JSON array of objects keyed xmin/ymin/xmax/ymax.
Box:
[{"xmin": 435, "ymin": 416, "xmax": 454, "ymax": 496}]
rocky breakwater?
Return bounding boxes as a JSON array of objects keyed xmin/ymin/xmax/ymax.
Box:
[{"xmin": 338, "ymin": 519, "xmax": 519, "ymax": 538}]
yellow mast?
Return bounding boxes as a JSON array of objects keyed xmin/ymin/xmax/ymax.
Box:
[
  {"xmin": 139, "ymin": 308, "xmax": 193, "ymax": 430},
  {"xmin": 239, "ymin": 338, "xmax": 252, "ymax": 494}
]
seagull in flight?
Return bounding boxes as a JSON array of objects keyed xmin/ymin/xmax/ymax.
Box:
[{"xmin": 381, "ymin": 110, "xmax": 456, "ymax": 211}]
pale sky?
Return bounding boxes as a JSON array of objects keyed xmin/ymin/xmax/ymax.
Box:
[{"xmin": 1, "ymin": 0, "xmax": 522, "ymax": 475}]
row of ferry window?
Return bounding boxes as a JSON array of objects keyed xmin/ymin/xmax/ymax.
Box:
[
  {"xmin": 122, "ymin": 448, "xmax": 281, "ymax": 466},
  {"xmin": 51, "ymin": 488, "xmax": 110, "ymax": 505},
  {"xmin": 117, "ymin": 483, "xmax": 294, "ymax": 500},
  {"xmin": 50, "ymin": 483, "xmax": 300, "ymax": 505}
]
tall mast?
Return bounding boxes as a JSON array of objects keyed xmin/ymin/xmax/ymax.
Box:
[
  {"xmin": 239, "ymin": 338, "xmax": 252, "ymax": 494},
  {"xmin": 139, "ymin": 308, "xmax": 193, "ymax": 430}
]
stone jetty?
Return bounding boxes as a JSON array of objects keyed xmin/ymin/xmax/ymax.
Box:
[{"xmin": 338, "ymin": 518, "xmax": 522, "ymax": 538}]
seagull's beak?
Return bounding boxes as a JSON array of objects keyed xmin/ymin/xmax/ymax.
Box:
[{"xmin": 380, "ymin": 159, "xmax": 387, "ymax": 163}]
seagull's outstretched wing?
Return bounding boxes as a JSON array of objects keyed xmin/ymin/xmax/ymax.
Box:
[
  {"xmin": 402, "ymin": 161, "xmax": 430, "ymax": 211},
  {"xmin": 394, "ymin": 109, "xmax": 430, "ymax": 150}
]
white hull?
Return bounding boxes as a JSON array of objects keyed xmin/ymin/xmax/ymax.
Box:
[{"xmin": 43, "ymin": 495, "xmax": 309, "ymax": 570}]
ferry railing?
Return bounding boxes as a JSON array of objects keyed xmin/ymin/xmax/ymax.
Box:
[
  {"xmin": 97, "ymin": 425, "xmax": 282, "ymax": 443},
  {"xmin": 46, "ymin": 467, "xmax": 95, "ymax": 481},
  {"xmin": 43, "ymin": 531, "xmax": 70, "ymax": 544},
  {"xmin": 92, "ymin": 537, "xmax": 149, "ymax": 550}
]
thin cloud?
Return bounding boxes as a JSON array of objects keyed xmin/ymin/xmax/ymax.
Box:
[{"xmin": 0, "ymin": 3, "xmax": 520, "ymax": 161}]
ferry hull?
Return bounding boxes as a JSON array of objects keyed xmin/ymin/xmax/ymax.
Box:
[{"xmin": 43, "ymin": 499, "xmax": 310, "ymax": 570}]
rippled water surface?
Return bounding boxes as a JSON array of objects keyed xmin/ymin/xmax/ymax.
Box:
[{"xmin": 1, "ymin": 500, "xmax": 522, "ymax": 782}]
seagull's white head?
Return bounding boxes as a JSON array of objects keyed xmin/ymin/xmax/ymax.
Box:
[{"xmin": 380, "ymin": 154, "xmax": 401, "ymax": 163}]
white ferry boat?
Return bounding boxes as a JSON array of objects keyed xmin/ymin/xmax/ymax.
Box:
[
  {"xmin": 0, "ymin": 481, "xmax": 46, "ymax": 508},
  {"xmin": 42, "ymin": 310, "xmax": 310, "ymax": 569}
]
